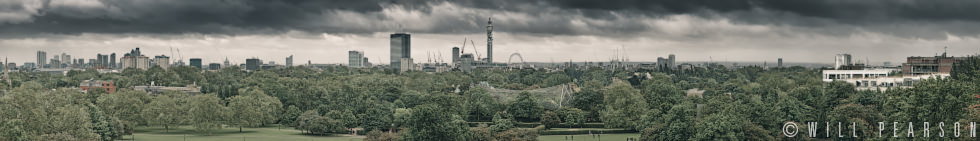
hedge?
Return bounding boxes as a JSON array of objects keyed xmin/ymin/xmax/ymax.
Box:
[{"xmin": 538, "ymin": 129, "xmax": 636, "ymax": 135}]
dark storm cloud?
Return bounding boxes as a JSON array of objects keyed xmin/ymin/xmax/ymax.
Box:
[
  {"xmin": 2, "ymin": 0, "xmax": 980, "ymax": 39},
  {"xmin": 548, "ymin": 0, "xmax": 980, "ymax": 23}
]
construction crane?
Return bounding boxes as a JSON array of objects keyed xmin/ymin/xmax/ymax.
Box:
[
  {"xmin": 177, "ymin": 48, "xmax": 184, "ymax": 61},
  {"xmin": 460, "ymin": 37, "xmax": 467, "ymax": 54},
  {"xmin": 470, "ymin": 40, "xmax": 481, "ymax": 59},
  {"xmin": 170, "ymin": 47, "xmax": 176, "ymax": 62}
]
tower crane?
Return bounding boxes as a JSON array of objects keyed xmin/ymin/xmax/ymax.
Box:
[
  {"xmin": 470, "ymin": 40, "xmax": 481, "ymax": 59},
  {"xmin": 460, "ymin": 38, "xmax": 467, "ymax": 54}
]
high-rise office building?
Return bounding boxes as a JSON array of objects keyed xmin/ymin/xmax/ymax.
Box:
[
  {"xmin": 835, "ymin": 54, "xmax": 852, "ymax": 70},
  {"xmin": 286, "ymin": 55, "xmax": 293, "ymax": 67},
  {"xmin": 154, "ymin": 55, "xmax": 170, "ymax": 70},
  {"xmin": 120, "ymin": 48, "xmax": 150, "ymax": 70},
  {"xmin": 778, "ymin": 58, "xmax": 783, "ymax": 68},
  {"xmin": 109, "ymin": 53, "xmax": 116, "ymax": 69},
  {"xmin": 51, "ymin": 55, "xmax": 60, "ymax": 68},
  {"xmin": 452, "ymin": 47, "xmax": 460, "ymax": 65},
  {"xmin": 36, "ymin": 51, "xmax": 46, "ymax": 69},
  {"xmin": 189, "ymin": 58, "xmax": 202, "ymax": 70},
  {"xmin": 245, "ymin": 58, "xmax": 261, "ymax": 71},
  {"xmin": 96, "ymin": 54, "xmax": 107, "ymax": 69},
  {"xmin": 208, "ymin": 63, "xmax": 221, "ymax": 70},
  {"xmin": 349, "ymin": 51, "xmax": 364, "ymax": 68},
  {"xmin": 101, "ymin": 54, "xmax": 109, "ymax": 68},
  {"xmin": 390, "ymin": 33, "xmax": 411, "ymax": 71},
  {"xmin": 62, "ymin": 53, "xmax": 71, "ymax": 66},
  {"xmin": 362, "ymin": 57, "xmax": 371, "ymax": 67}
]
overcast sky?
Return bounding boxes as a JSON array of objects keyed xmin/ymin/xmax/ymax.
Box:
[{"xmin": 2, "ymin": 0, "xmax": 980, "ymax": 65}]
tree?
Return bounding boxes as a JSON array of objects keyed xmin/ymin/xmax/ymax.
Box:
[
  {"xmin": 326, "ymin": 110, "xmax": 359, "ymax": 134},
  {"xmin": 96, "ymin": 89, "xmax": 147, "ymax": 135},
  {"xmin": 228, "ymin": 91, "xmax": 263, "ymax": 132},
  {"xmin": 572, "ymin": 80, "xmax": 604, "ymax": 122},
  {"xmin": 280, "ymin": 105, "xmax": 302, "ymax": 126},
  {"xmin": 540, "ymin": 111, "xmax": 560, "ymax": 129},
  {"xmin": 508, "ymin": 91, "xmax": 542, "ymax": 122},
  {"xmin": 393, "ymin": 108, "xmax": 411, "ymax": 129},
  {"xmin": 562, "ymin": 108, "xmax": 586, "ymax": 128},
  {"xmin": 601, "ymin": 82, "xmax": 648, "ymax": 130},
  {"xmin": 141, "ymin": 95, "xmax": 184, "ymax": 133},
  {"xmin": 489, "ymin": 112, "xmax": 516, "ymax": 133},
  {"xmin": 361, "ymin": 101, "xmax": 394, "ymax": 132},
  {"xmin": 464, "ymin": 87, "xmax": 499, "ymax": 121},
  {"xmin": 402, "ymin": 104, "xmax": 469, "ymax": 141},
  {"xmin": 88, "ymin": 104, "xmax": 123, "ymax": 141},
  {"xmin": 188, "ymin": 94, "xmax": 226, "ymax": 136},
  {"xmin": 296, "ymin": 110, "xmax": 343, "ymax": 135},
  {"xmin": 1, "ymin": 119, "xmax": 26, "ymax": 141}
]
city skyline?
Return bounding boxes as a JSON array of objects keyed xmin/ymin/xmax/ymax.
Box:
[{"xmin": 3, "ymin": 0, "xmax": 980, "ymax": 65}]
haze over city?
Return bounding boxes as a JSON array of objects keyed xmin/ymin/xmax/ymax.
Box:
[{"xmin": 2, "ymin": 0, "xmax": 980, "ymax": 65}]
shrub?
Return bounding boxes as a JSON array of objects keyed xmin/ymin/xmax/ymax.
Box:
[
  {"xmin": 365, "ymin": 130, "xmax": 401, "ymax": 141},
  {"xmin": 494, "ymin": 128, "xmax": 539, "ymax": 141}
]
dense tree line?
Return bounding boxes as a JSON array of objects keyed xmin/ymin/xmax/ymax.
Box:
[{"xmin": 2, "ymin": 56, "xmax": 979, "ymax": 140}]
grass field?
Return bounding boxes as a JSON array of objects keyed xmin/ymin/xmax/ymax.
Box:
[
  {"xmin": 539, "ymin": 134, "xmax": 641, "ymax": 141},
  {"xmin": 120, "ymin": 125, "xmax": 363, "ymax": 141},
  {"xmin": 122, "ymin": 125, "xmax": 636, "ymax": 141}
]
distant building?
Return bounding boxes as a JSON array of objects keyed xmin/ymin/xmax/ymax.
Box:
[
  {"xmin": 286, "ymin": 55, "xmax": 293, "ymax": 67},
  {"xmin": 778, "ymin": 58, "xmax": 783, "ymax": 68},
  {"xmin": 133, "ymin": 84, "xmax": 201, "ymax": 95},
  {"xmin": 208, "ymin": 63, "xmax": 221, "ymax": 70},
  {"xmin": 154, "ymin": 55, "xmax": 170, "ymax": 70},
  {"xmin": 22, "ymin": 62, "xmax": 35, "ymax": 70},
  {"xmin": 3, "ymin": 63, "xmax": 13, "ymax": 71},
  {"xmin": 246, "ymin": 58, "xmax": 261, "ymax": 71},
  {"xmin": 362, "ymin": 58, "xmax": 372, "ymax": 68},
  {"xmin": 452, "ymin": 47, "xmax": 460, "ymax": 65},
  {"xmin": 223, "ymin": 57, "xmax": 231, "ymax": 68},
  {"xmin": 902, "ymin": 53, "xmax": 967, "ymax": 76},
  {"xmin": 823, "ymin": 69, "xmax": 945, "ymax": 90},
  {"xmin": 459, "ymin": 54, "xmax": 474, "ymax": 72},
  {"xmin": 50, "ymin": 55, "xmax": 61, "ymax": 69},
  {"xmin": 96, "ymin": 54, "xmax": 107, "ymax": 69},
  {"xmin": 835, "ymin": 54, "xmax": 853, "ymax": 70},
  {"xmin": 36, "ymin": 51, "xmax": 46, "ymax": 69},
  {"xmin": 349, "ymin": 50, "xmax": 364, "ymax": 68},
  {"xmin": 75, "ymin": 59, "xmax": 83, "ymax": 68},
  {"xmin": 189, "ymin": 58, "xmax": 202, "ymax": 70},
  {"xmin": 109, "ymin": 53, "xmax": 116, "ymax": 69},
  {"xmin": 400, "ymin": 58, "xmax": 414, "ymax": 72},
  {"xmin": 120, "ymin": 48, "xmax": 150, "ymax": 70},
  {"xmin": 62, "ymin": 53, "xmax": 71, "ymax": 67},
  {"xmin": 80, "ymin": 80, "xmax": 117, "ymax": 93},
  {"xmin": 390, "ymin": 33, "xmax": 411, "ymax": 71}
]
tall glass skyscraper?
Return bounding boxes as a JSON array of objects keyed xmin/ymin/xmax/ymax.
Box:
[{"xmin": 390, "ymin": 33, "xmax": 411, "ymax": 71}]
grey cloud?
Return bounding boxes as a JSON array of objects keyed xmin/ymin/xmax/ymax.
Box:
[{"xmin": 1, "ymin": 0, "xmax": 980, "ymax": 39}]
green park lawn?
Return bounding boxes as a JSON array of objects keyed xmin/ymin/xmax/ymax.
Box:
[
  {"xmin": 119, "ymin": 125, "xmax": 363, "ymax": 141},
  {"xmin": 538, "ymin": 133, "xmax": 641, "ymax": 141},
  {"xmin": 121, "ymin": 124, "xmax": 635, "ymax": 141}
]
